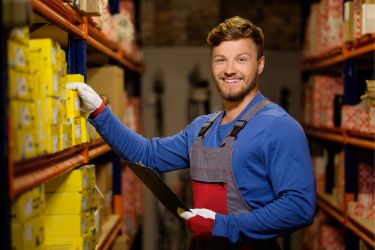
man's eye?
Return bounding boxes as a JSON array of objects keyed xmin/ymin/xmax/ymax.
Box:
[
  {"xmin": 238, "ymin": 57, "xmax": 248, "ymax": 62},
  {"xmin": 215, "ymin": 58, "xmax": 225, "ymax": 63}
]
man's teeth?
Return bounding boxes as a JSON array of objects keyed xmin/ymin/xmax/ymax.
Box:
[{"xmin": 224, "ymin": 78, "xmax": 240, "ymax": 83}]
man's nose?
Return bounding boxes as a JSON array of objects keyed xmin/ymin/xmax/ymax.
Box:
[{"xmin": 224, "ymin": 61, "xmax": 236, "ymax": 75}]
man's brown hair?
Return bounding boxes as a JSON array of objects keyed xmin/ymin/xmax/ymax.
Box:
[{"xmin": 207, "ymin": 16, "xmax": 264, "ymax": 59}]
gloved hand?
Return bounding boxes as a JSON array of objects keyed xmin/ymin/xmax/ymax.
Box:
[
  {"xmin": 179, "ymin": 208, "xmax": 216, "ymax": 239},
  {"xmin": 66, "ymin": 82, "xmax": 104, "ymax": 114}
]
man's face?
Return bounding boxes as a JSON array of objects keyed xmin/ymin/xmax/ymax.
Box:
[{"xmin": 211, "ymin": 38, "xmax": 265, "ymax": 102}]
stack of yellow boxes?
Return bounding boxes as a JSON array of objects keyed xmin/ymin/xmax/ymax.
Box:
[
  {"xmin": 29, "ymin": 38, "xmax": 67, "ymax": 155},
  {"xmin": 44, "ymin": 165, "xmax": 97, "ymax": 250},
  {"xmin": 64, "ymin": 74, "xmax": 89, "ymax": 147},
  {"xmin": 11, "ymin": 185, "xmax": 45, "ymax": 250},
  {"xmin": 7, "ymin": 27, "xmax": 38, "ymax": 161}
]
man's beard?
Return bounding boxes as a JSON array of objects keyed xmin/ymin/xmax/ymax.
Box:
[{"xmin": 214, "ymin": 76, "xmax": 258, "ymax": 102}]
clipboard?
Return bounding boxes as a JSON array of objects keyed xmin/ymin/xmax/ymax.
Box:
[{"xmin": 126, "ymin": 161, "xmax": 190, "ymax": 221}]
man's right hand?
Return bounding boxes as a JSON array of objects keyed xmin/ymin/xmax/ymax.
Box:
[{"xmin": 66, "ymin": 82, "xmax": 104, "ymax": 115}]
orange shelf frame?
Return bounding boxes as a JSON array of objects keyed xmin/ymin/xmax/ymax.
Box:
[
  {"xmin": 10, "ymin": 139, "xmax": 111, "ymax": 200},
  {"xmin": 302, "ymin": 33, "xmax": 375, "ymax": 70},
  {"xmin": 317, "ymin": 193, "xmax": 375, "ymax": 248},
  {"xmin": 304, "ymin": 125, "xmax": 375, "ymax": 150},
  {"xmin": 31, "ymin": 0, "xmax": 144, "ymax": 73}
]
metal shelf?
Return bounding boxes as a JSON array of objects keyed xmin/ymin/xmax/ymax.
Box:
[
  {"xmin": 31, "ymin": 0, "xmax": 144, "ymax": 73},
  {"xmin": 304, "ymin": 125, "xmax": 375, "ymax": 150},
  {"xmin": 10, "ymin": 138, "xmax": 111, "ymax": 200},
  {"xmin": 317, "ymin": 193, "xmax": 375, "ymax": 248},
  {"xmin": 302, "ymin": 33, "xmax": 375, "ymax": 70}
]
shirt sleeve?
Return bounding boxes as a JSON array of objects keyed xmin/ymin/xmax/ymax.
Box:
[
  {"xmin": 213, "ymin": 115, "xmax": 316, "ymax": 242},
  {"xmin": 89, "ymin": 106, "xmax": 199, "ymax": 172}
]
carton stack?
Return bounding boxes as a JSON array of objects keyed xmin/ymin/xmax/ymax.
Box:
[
  {"xmin": 29, "ymin": 38, "xmax": 67, "ymax": 155},
  {"xmin": 8, "ymin": 36, "xmax": 90, "ymax": 160},
  {"xmin": 44, "ymin": 165, "xmax": 97, "ymax": 250},
  {"xmin": 11, "ymin": 185, "xmax": 45, "ymax": 250},
  {"xmin": 64, "ymin": 74, "xmax": 89, "ymax": 147},
  {"xmin": 7, "ymin": 27, "xmax": 38, "ymax": 161}
]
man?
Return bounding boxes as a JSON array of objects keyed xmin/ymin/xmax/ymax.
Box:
[{"xmin": 67, "ymin": 16, "xmax": 316, "ymax": 249}]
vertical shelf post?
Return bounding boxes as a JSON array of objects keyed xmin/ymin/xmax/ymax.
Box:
[{"xmin": 0, "ymin": 26, "xmax": 11, "ymax": 250}]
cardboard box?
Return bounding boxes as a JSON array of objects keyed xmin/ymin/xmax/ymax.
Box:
[
  {"xmin": 29, "ymin": 39, "xmax": 59, "ymax": 70},
  {"xmin": 9, "ymin": 26, "xmax": 30, "ymax": 45},
  {"xmin": 11, "ymin": 215, "xmax": 45, "ymax": 250},
  {"xmin": 9, "ymin": 99, "xmax": 36, "ymax": 129},
  {"xmin": 44, "ymin": 212, "xmax": 93, "ymax": 237},
  {"xmin": 45, "ymin": 165, "xmax": 95, "ymax": 192},
  {"xmin": 77, "ymin": 0, "xmax": 100, "ymax": 16},
  {"xmin": 87, "ymin": 66, "xmax": 126, "ymax": 121},
  {"xmin": 14, "ymin": 128, "xmax": 39, "ymax": 161},
  {"xmin": 45, "ymin": 232, "xmax": 93, "ymax": 250},
  {"xmin": 45, "ymin": 191, "xmax": 91, "ymax": 214},
  {"xmin": 11, "ymin": 185, "xmax": 45, "ymax": 222},
  {"xmin": 8, "ymin": 68, "xmax": 34, "ymax": 100},
  {"xmin": 64, "ymin": 89, "xmax": 81, "ymax": 120},
  {"xmin": 62, "ymin": 123, "xmax": 73, "ymax": 150},
  {"xmin": 8, "ymin": 39, "xmax": 29, "ymax": 73}
]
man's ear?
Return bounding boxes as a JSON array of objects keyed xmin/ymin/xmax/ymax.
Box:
[{"xmin": 258, "ymin": 55, "xmax": 265, "ymax": 75}]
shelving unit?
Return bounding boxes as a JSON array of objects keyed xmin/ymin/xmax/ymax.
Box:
[
  {"xmin": 96, "ymin": 214, "xmax": 122, "ymax": 250},
  {"xmin": 302, "ymin": 31, "xmax": 375, "ymax": 249},
  {"xmin": 304, "ymin": 125, "xmax": 375, "ymax": 150},
  {"xmin": 3, "ymin": 1, "xmax": 144, "ymax": 249},
  {"xmin": 302, "ymin": 33, "xmax": 375, "ymax": 70},
  {"xmin": 31, "ymin": 0, "xmax": 145, "ymax": 73}
]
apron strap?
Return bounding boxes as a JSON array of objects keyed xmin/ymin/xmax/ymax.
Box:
[
  {"xmin": 229, "ymin": 99, "xmax": 272, "ymax": 138},
  {"xmin": 197, "ymin": 111, "xmax": 223, "ymax": 138}
]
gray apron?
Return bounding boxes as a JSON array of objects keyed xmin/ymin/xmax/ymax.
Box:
[{"xmin": 189, "ymin": 99, "xmax": 280, "ymax": 250}]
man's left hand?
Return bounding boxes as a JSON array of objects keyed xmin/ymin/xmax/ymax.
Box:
[{"xmin": 179, "ymin": 208, "xmax": 216, "ymax": 239}]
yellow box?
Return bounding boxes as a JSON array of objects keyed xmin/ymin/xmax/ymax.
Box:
[
  {"xmin": 45, "ymin": 191, "xmax": 91, "ymax": 214},
  {"xmin": 44, "ymin": 211, "xmax": 93, "ymax": 237},
  {"xmin": 67, "ymin": 74, "xmax": 84, "ymax": 83},
  {"xmin": 62, "ymin": 124, "xmax": 73, "ymax": 150},
  {"xmin": 40, "ymin": 67, "xmax": 61, "ymax": 97},
  {"xmin": 8, "ymin": 69, "xmax": 34, "ymax": 100},
  {"xmin": 45, "ymin": 231, "xmax": 93, "ymax": 250},
  {"xmin": 29, "ymin": 50, "xmax": 42, "ymax": 74},
  {"xmin": 11, "ymin": 215, "xmax": 45, "ymax": 250},
  {"xmin": 79, "ymin": 117, "xmax": 89, "ymax": 143},
  {"xmin": 45, "ymin": 166, "xmax": 92, "ymax": 192},
  {"xmin": 42, "ymin": 97, "xmax": 62, "ymax": 126},
  {"xmin": 64, "ymin": 89, "xmax": 81, "ymax": 119},
  {"xmin": 83, "ymin": 165, "xmax": 96, "ymax": 188},
  {"xmin": 9, "ymin": 100, "xmax": 36, "ymax": 129},
  {"xmin": 14, "ymin": 128, "xmax": 39, "ymax": 161},
  {"xmin": 8, "ymin": 39, "xmax": 29, "ymax": 72},
  {"xmin": 57, "ymin": 48, "xmax": 66, "ymax": 70},
  {"xmin": 29, "ymin": 39, "xmax": 59, "ymax": 70},
  {"xmin": 11, "ymin": 185, "xmax": 45, "ymax": 222},
  {"xmin": 9, "ymin": 26, "xmax": 30, "ymax": 45},
  {"xmin": 72, "ymin": 117, "xmax": 82, "ymax": 145}
]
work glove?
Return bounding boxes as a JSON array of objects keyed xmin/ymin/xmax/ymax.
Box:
[
  {"xmin": 66, "ymin": 82, "xmax": 105, "ymax": 116},
  {"xmin": 179, "ymin": 208, "xmax": 216, "ymax": 239}
]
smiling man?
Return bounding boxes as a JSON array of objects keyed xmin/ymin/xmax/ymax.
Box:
[{"xmin": 67, "ymin": 16, "xmax": 316, "ymax": 250}]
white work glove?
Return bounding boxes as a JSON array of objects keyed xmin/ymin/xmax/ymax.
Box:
[
  {"xmin": 179, "ymin": 208, "xmax": 216, "ymax": 239},
  {"xmin": 179, "ymin": 208, "xmax": 216, "ymax": 220},
  {"xmin": 66, "ymin": 82, "xmax": 103, "ymax": 114}
]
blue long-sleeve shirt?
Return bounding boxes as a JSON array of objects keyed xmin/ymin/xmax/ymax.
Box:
[{"xmin": 89, "ymin": 92, "xmax": 316, "ymax": 243}]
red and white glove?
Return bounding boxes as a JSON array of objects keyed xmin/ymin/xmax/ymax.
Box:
[
  {"xmin": 179, "ymin": 208, "xmax": 216, "ymax": 239},
  {"xmin": 66, "ymin": 82, "xmax": 105, "ymax": 117}
]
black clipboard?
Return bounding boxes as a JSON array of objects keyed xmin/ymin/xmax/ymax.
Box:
[{"xmin": 126, "ymin": 160, "xmax": 190, "ymax": 221}]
